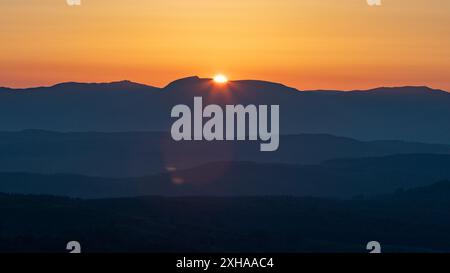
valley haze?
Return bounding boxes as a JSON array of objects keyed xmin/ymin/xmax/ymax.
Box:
[
  {"xmin": 1, "ymin": 77, "xmax": 450, "ymax": 253},
  {"xmin": 0, "ymin": 77, "xmax": 450, "ymax": 199}
]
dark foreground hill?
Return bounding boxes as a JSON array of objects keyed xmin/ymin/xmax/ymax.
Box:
[
  {"xmin": 1, "ymin": 130, "xmax": 450, "ymax": 177},
  {"xmin": 1, "ymin": 78, "xmax": 450, "ymax": 144},
  {"xmin": 1, "ymin": 180, "xmax": 450, "ymax": 253},
  {"xmin": 1, "ymin": 154, "xmax": 450, "ymax": 198}
]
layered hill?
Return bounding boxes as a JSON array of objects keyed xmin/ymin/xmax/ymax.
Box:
[{"xmin": 1, "ymin": 77, "xmax": 449, "ymax": 144}]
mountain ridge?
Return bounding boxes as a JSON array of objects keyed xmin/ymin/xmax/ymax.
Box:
[
  {"xmin": 1, "ymin": 77, "xmax": 447, "ymax": 94},
  {"xmin": 0, "ymin": 130, "xmax": 449, "ymax": 177},
  {"xmin": 1, "ymin": 78, "xmax": 450, "ymax": 144},
  {"xmin": 1, "ymin": 153, "xmax": 450, "ymax": 198}
]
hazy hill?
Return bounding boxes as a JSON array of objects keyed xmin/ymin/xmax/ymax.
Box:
[
  {"xmin": 1, "ymin": 154, "xmax": 450, "ymax": 198},
  {"xmin": 1, "ymin": 77, "xmax": 450, "ymax": 144},
  {"xmin": 0, "ymin": 130, "xmax": 450, "ymax": 177}
]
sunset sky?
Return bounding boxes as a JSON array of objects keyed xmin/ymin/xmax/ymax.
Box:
[{"xmin": 0, "ymin": 0, "xmax": 449, "ymax": 90}]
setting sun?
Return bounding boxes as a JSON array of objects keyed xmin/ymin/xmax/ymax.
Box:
[{"xmin": 213, "ymin": 74, "xmax": 228, "ymax": 84}]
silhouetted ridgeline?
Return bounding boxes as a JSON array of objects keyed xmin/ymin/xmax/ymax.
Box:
[
  {"xmin": 1, "ymin": 154, "xmax": 450, "ymax": 198},
  {"xmin": 0, "ymin": 130, "xmax": 450, "ymax": 177},
  {"xmin": 1, "ymin": 78, "xmax": 450, "ymax": 144},
  {"xmin": 1, "ymin": 79, "xmax": 450, "ymax": 252},
  {"xmin": 1, "ymin": 180, "xmax": 450, "ymax": 252}
]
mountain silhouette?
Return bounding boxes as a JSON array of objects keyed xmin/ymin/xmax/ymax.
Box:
[
  {"xmin": 1, "ymin": 153, "xmax": 450, "ymax": 198},
  {"xmin": 0, "ymin": 80, "xmax": 158, "ymax": 93},
  {"xmin": 2, "ymin": 78, "xmax": 450, "ymax": 253},
  {"xmin": 0, "ymin": 130, "xmax": 449, "ymax": 177},
  {"xmin": 1, "ymin": 77, "xmax": 450, "ymax": 144}
]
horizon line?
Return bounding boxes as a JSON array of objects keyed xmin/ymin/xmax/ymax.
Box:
[{"xmin": 0, "ymin": 76, "xmax": 447, "ymax": 93}]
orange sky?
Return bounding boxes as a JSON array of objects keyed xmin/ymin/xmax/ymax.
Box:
[{"xmin": 0, "ymin": 0, "xmax": 449, "ymax": 90}]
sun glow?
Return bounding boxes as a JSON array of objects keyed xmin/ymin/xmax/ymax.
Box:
[{"xmin": 213, "ymin": 74, "xmax": 228, "ymax": 84}]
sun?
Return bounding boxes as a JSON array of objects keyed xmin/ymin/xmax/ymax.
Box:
[{"xmin": 213, "ymin": 74, "xmax": 228, "ymax": 84}]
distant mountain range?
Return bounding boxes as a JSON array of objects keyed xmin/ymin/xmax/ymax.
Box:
[
  {"xmin": 2, "ymin": 78, "xmax": 450, "ymax": 253},
  {"xmin": 2, "ymin": 78, "xmax": 450, "ymax": 198},
  {"xmin": 1, "ymin": 130, "xmax": 450, "ymax": 177},
  {"xmin": 1, "ymin": 77, "xmax": 450, "ymax": 144},
  {"xmin": 1, "ymin": 153, "xmax": 450, "ymax": 198}
]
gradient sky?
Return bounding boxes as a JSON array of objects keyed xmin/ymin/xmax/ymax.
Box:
[{"xmin": 0, "ymin": 0, "xmax": 449, "ymax": 90}]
